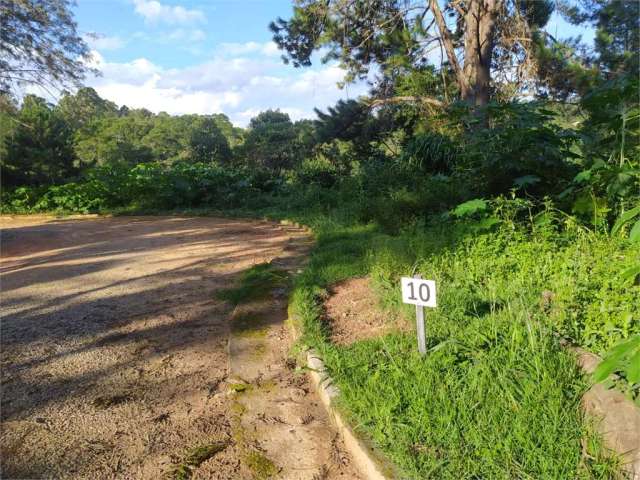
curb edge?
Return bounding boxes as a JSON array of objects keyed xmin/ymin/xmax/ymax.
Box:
[{"xmin": 305, "ymin": 349, "xmax": 396, "ymax": 480}]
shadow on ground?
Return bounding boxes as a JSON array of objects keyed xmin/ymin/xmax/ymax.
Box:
[{"xmin": 0, "ymin": 215, "xmax": 309, "ymax": 479}]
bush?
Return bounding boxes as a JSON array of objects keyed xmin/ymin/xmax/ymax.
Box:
[
  {"xmin": 293, "ymin": 156, "xmax": 339, "ymax": 188},
  {"xmin": 0, "ymin": 161, "xmax": 285, "ymax": 214},
  {"xmin": 33, "ymin": 182, "xmax": 108, "ymax": 213}
]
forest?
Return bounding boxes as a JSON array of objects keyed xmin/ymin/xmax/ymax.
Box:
[{"xmin": 1, "ymin": 0, "xmax": 639, "ymax": 478}]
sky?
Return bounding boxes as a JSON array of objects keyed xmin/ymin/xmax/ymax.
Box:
[{"xmin": 69, "ymin": 0, "xmax": 594, "ymax": 127}]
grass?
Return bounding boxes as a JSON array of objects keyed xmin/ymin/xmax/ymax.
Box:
[
  {"xmin": 217, "ymin": 262, "xmax": 289, "ymax": 305},
  {"xmin": 282, "ymin": 209, "xmax": 633, "ymax": 479}
]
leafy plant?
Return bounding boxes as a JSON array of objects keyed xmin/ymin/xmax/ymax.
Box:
[
  {"xmin": 593, "ymin": 335, "xmax": 640, "ymax": 388},
  {"xmin": 611, "ymin": 204, "xmax": 640, "ymax": 287},
  {"xmin": 451, "ymin": 198, "xmax": 488, "ymax": 217},
  {"xmin": 611, "ymin": 204, "xmax": 640, "ymax": 242}
]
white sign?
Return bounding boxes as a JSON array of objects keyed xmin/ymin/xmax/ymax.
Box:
[{"xmin": 401, "ymin": 277, "xmax": 437, "ymax": 308}]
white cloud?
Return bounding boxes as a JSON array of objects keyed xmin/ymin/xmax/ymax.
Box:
[
  {"xmin": 167, "ymin": 28, "xmax": 206, "ymax": 42},
  {"xmin": 88, "ymin": 51, "xmax": 160, "ymax": 86},
  {"xmin": 262, "ymin": 42, "xmax": 280, "ymax": 57},
  {"xmin": 132, "ymin": 0, "xmax": 206, "ymax": 25},
  {"xmin": 85, "ymin": 34, "xmax": 126, "ymax": 51},
  {"xmin": 235, "ymin": 108, "xmax": 262, "ymax": 124},
  {"xmin": 85, "ymin": 45, "xmax": 368, "ymax": 126},
  {"xmin": 220, "ymin": 41, "xmax": 281, "ymax": 57},
  {"xmin": 289, "ymin": 66, "xmax": 347, "ymax": 95}
]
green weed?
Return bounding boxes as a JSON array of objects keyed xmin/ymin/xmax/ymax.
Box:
[
  {"xmin": 243, "ymin": 450, "xmax": 278, "ymax": 479},
  {"xmin": 170, "ymin": 441, "xmax": 229, "ymax": 480},
  {"xmin": 229, "ymin": 383, "xmax": 251, "ymax": 393},
  {"xmin": 217, "ymin": 263, "xmax": 289, "ymax": 305}
]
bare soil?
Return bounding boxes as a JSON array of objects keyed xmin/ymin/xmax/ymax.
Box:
[
  {"xmin": 323, "ymin": 277, "xmax": 406, "ymax": 346},
  {"xmin": 0, "ymin": 215, "xmax": 357, "ymax": 480}
]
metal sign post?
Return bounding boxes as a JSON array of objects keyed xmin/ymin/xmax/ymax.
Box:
[
  {"xmin": 414, "ymin": 275, "xmax": 427, "ymax": 355},
  {"xmin": 401, "ymin": 275, "xmax": 437, "ymax": 356}
]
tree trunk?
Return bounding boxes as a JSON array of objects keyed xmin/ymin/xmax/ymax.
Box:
[
  {"xmin": 429, "ymin": 0, "xmax": 501, "ymax": 107},
  {"xmin": 462, "ymin": 0, "xmax": 499, "ymax": 107}
]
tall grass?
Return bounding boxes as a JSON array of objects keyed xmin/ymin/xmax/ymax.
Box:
[{"xmin": 284, "ymin": 207, "xmax": 633, "ymax": 478}]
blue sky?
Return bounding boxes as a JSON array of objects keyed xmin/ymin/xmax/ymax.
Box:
[{"xmin": 72, "ymin": 0, "xmax": 593, "ymax": 126}]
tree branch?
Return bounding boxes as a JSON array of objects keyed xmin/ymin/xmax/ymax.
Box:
[
  {"xmin": 429, "ymin": 0, "xmax": 460, "ymax": 72},
  {"xmin": 367, "ymin": 95, "xmax": 445, "ymax": 108},
  {"xmin": 428, "ymin": 0, "xmax": 468, "ymax": 93},
  {"xmin": 450, "ymin": 0, "xmax": 466, "ymax": 17}
]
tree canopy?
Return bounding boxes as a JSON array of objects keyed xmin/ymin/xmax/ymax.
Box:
[
  {"xmin": 2, "ymin": 94, "xmax": 76, "ymax": 185},
  {"xmin": 0, "ymin": 0, "xmax": 94, "ymax": 96},
  {"xmin": 270, "ymin": 0, "xmax": 636, "ymax": 107},
  {"xmin": 241, "ymin": 110, "xmax": 302, "ymax": 171},
  {"xmin": 189, "ymin": 117, "xmax": 233, "ymax": 164}
]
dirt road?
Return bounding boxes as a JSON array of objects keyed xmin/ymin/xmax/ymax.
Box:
[{"xmin": 0, "ymin": 215, "xmax": 358, "ymax": 479}]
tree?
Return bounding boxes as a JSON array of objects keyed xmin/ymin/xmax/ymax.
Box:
[
  {"xmin": 0, "ymin": 94, "xmax": 18, "ymax": 161},
  {"xmin": 56, "ymin": 87, "xmax": 118, "ymax": 131},
  {"xmin": 0, "ymin": 0, "xmax": 94, "ymax": 96},
  {"xmin": 241, "ymin": 110, "xmax": 299, "ymax": 170},
  {"xmin": 314, "ymin": 100, "xmax": 373, "ymax": 144},
  {"xmin": 73, "ymin": 114, "xmax": 154, "ymax": 167},
  {"xmin": 270, "ymin": 0, "xmax": 557, "ymax": 107},
  {"xmin": 294, "ymin": 118, "xmax": 317, "ymax": 157},
  {"xmin": 2, "ymin": 94, "xmax": 76, "ymax": 186},
  {"xmin": 561, "ymin": 0, "xmax": 639, "ymax": 77},
  {"xmin": 527, "ymin": 0, "xmax": 640, "ymax": 101},
  {"xmin": 211, "ymin": 113, "xmax": 245, "ymax": 148},
  {"xmin": 188, "ymin": 117, "xmax": 232, "ymax": 163},
  {"xmin": 141, "ymin": 114, "xmax": 191, "ymax": 163}
]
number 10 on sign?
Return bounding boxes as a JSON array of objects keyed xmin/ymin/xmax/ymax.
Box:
[{"xmin": 401, "ymin": 276, "xmax": 437, "ymax": 355}]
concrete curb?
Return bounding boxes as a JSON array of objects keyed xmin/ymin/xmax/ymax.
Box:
[
  {"xmin": 305, "ymin": 349, "xmax": 399, "ymax": 480},
  {"xmin": 277, "ymin": 218, "xmax": 399, "ymax": 479}
]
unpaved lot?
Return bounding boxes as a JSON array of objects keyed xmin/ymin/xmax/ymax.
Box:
[{"xmin": 0, "ymin": 215, "xmax": 358, "ymax": 479}]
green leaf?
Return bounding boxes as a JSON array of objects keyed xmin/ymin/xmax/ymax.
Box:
[
  {"xmin": 452, "ymin": 199, "xmax": 488, "ymax": 218},
  {"xmin": 593, "ymin": 354, "xmax": 623, "ymax": 382},
  {"xmin": 593, "ymin": 336, "xmax": 640, "ymax": 382},
  {"xmin": 621, "ymin": 264, "xmax": 640, "ymax": 284},
  {"xmin": 572, "ymin": 193, "xmax": 594, "ymax": 216},
  {"xmin": 612, "ymin": 205, "xmax": 640, "ymax": 236},
  {"xmin": 613, "ymin": 335, "xmax": 640, "ymax": 354},
  {"xmin": 473, "ymin": 217, "xmax": 501, "ymax": 231},
  {"xmin": 573, "ymin": 170, "xmax": 591, "ymax": 183},
  {"xmin": 629, "ymin": 219, "xmax": 640, "ymax": 242},
  {"xmin": 626, "ymin": 349, "xmax": 640, "ymax": 385}
]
